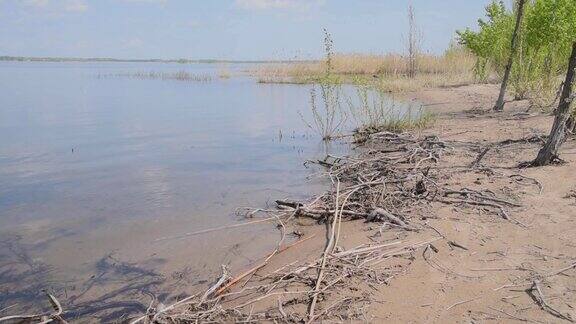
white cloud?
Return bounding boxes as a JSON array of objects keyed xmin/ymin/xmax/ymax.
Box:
[
  {"xmin": 64, "ymin": 0, "xmax": 87, "ymax": 12},
  {"xmin": 235, "ymin": 0, "xmax": 325, "ymax": 10}
]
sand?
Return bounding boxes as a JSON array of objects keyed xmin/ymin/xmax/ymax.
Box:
[
  {"xmin": 362, "ymin": 84, "xmax": 576, "ymax": 323},
  {"xmin": 234, "ymin": 83, "xmax": 576, "ymax": 323}
]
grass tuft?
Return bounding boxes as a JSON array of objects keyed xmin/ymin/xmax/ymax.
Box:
[{"xmin": 347, "ymin": 81, "xmax": 434, "ymax": 138}]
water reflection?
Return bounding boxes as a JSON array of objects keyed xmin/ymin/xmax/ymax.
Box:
[{"xmin": 0, "ymin": 62, "xmax": 415, "ymax": 319}]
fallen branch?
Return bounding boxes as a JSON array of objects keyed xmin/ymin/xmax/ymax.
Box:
[
  {"xmin": 529, "ymin": 280, "xmax": 575, "ymax": 322},
  {"xmin": 445, "ymin": 296, "xmax": 483, "ymax": 311},
  {"xmin": 153, "ymin": 216, "xmax": 280, "ymax": 242},
  {"xmin": 369, "ymin": 208, "xmax": 417, "ymax": 231},
  {"xmin": 470, "ymin": 146, "xmax": 492, "ymax": 168},
  {"xmin": 0, "ymin": 292, "xmax": 68, "ymax": 324},
  {"xmin": 201, "ymin": 265, "xmax": 231, "ymax": 303},
  {"xmin": 545, "ymin": 262, "xmax": 576, "ymax": 278},
  {"xmin": 214, "ymin": 234, "xmax": 317, "ymax": 296}
]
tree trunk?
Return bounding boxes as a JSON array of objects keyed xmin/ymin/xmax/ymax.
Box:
[
  {"xmin": 494, "ymin": 0, "xmax": 526, "ymax": 111},
  {"xmin": 532, "ymin": 42, "xmax": 576, "ymax": 166},
  {"xmin": 407, "ymin": 5, "xmax": 419, "ymax": 79}
]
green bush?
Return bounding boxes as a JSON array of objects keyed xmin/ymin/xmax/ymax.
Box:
[{"xmin": 458, "ymin": 0, "xmax": 576, "ymax": 105}]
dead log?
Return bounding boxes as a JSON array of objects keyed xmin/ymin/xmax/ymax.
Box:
[{"xmin": 369, "ymin": 208, "xmax": 416, "ymax": 231}]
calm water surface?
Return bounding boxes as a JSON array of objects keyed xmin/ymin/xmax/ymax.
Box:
[{"xmin": 0, "ymin": 62, "xmax": 416, "ymax": 320}]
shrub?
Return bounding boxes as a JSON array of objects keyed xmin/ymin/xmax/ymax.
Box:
[{"xmin": 458, "ymin": 0, "xmax": 576, "ymax": 105}]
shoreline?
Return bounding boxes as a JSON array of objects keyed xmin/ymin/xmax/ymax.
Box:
[
  {"xmin": 3, "ymin": 83, "xmax": 575, "ymax": 322},
  {"xmin": 148, "ymin": 83, "xmax": 576, "ymax": 322},
  {"xmin": 118, "ymin": 85, "xmax": 576, "ymax": 322}
]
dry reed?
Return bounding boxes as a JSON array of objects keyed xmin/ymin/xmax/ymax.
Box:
[{"xmin": 255, "ymin": 49, "xmax": 480, "ymax": 90}]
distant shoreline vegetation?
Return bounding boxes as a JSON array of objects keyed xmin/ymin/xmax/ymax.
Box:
[
  {"xmin": 96, "ymin": 71, "xmax": 213, "ymax": 82},
  {"xmin": 0, "ymin": 55, "xmax": 317, "ymax": 64}
]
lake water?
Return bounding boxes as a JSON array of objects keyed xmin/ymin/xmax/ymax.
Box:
[{"xmin": 0, "ymin": 62, "xmax": 417, "ymax": 320}]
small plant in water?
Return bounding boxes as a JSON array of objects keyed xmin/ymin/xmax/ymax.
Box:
[
  {"xmin": 346, "ymin": 80, "xmax": 393, "ymax": 129},
  {"xmin": 301, "ymin": 85, "xmax": 346, "ymax": 141},
  {"xmin": 300, "ymin": 28, "xmax": 346, "ymax": 141},
  {"xmin": 347, "ymin": 80, "xmax": 433, "ymax": 134},
  {"xmin": 300, "ymin": 28, "xmax": 433, "ymax": 141},
  {"xmin": 323, "ymin": 28, "xmax": 334, "ymax": 77}
]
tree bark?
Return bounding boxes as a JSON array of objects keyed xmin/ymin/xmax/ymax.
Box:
[
  {"xmin": 532, "ymin": 42, "xmax": 576, "ymax": 166},
  {"xmin": 494, "ymin": 0, "xmax": 526, "ymax": 111}
]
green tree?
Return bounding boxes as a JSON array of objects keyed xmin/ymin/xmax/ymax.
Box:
[
  {"xmin": 532, "ymin": 42, "xmax": 576, "ymax": 166},
  {"xmin": 458, "ymin": 0, "xmax": 576, "ymax": 106}
]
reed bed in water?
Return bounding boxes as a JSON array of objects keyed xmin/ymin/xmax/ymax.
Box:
[
  {"xmin": 346, "ymin": 83, "xmax": 434, "ymax": 133},
  {"xmin": 255, "ymin": 49, "xmax": 481, "ymax": 90},
  {"xmin": 300, "ymin": 80, "xmax": 434, "ymax": 141},
  {"xmin": 96, "ymin": 71, "xmax": 212, "ymax": 82}
]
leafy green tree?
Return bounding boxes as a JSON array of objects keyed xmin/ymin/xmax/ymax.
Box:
[
  {"xmin": 458, "ymin": 1, "xmax": 514, "ymax": 79},
  {"xmin": 458, "ymin": 0, "xmax": 576, "ymax": 105}
]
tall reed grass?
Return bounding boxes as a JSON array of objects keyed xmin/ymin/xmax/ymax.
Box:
[
  {"xmin": 255, "ymin": 47, "xmax": 481, "ymax": 90},
  {"xmin": 299, "ymin": 28, "xmax": 434, "ymax": 141}
]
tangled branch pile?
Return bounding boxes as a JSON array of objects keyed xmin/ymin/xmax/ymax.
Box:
[{"xmin": 128, "ymin": 131, "xmax": 527, "ymax": 323}]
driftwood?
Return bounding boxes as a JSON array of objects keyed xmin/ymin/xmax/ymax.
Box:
[
  {"xmin": 214, "ymin": 234, "xmax": 316, "ymax": 296},
  {"xmin": 0, "ymin": 130, "xmax": 526, "ymax": 323},
  {"xmin": 200, "ymin": 265, "xmax": 230, "ymax": 303},
  {"xmin": 529, "ymin": 280, "xmax": 575, "ymax": 323},
  {"xmin": 470, "ymin": 146, "xmax": 492, "ymax": 168},
  {"xmin": 120, "ymin": 131, "xmax": 527, "ymax": 323},
  {"xmin": 0, "ymin": 291, "xmax": 68, "ymax": 324},
  {"xmin": 369, "ymin": 208, "xmax": 416, "ymax": 231}
]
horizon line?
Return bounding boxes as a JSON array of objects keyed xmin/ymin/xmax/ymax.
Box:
[{"xmin": 0, "ymin": 55, "xmax": 319, "ymax": 64}]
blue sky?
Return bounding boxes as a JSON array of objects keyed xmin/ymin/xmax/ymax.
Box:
[{"xmin": 0, "ymin": 0, "xmax": 492, "ymax": 60}]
